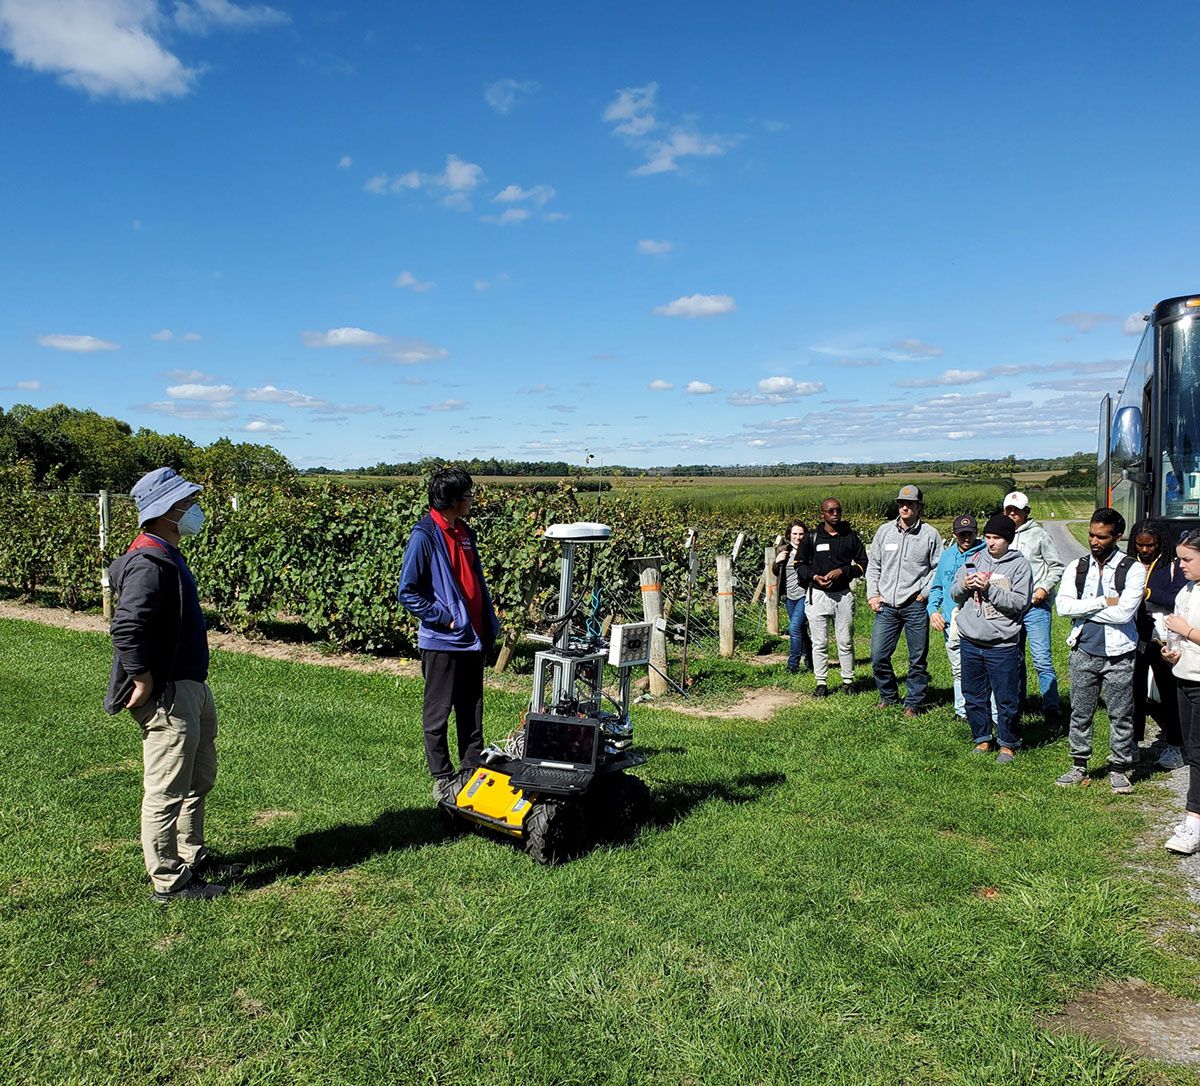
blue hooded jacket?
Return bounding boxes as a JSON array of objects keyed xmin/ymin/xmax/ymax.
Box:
[
  {"xmin": 398, "ymin": 513, "xmax": 500, "ymax": 652},
  {"xmin": 927, "ymin": 538, "xmax": 985, "ymax": 623}
]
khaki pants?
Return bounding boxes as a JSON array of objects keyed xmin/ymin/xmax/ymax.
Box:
[
  {"xmin": 808, "ymin": 588, "xmax": 855, "ymax": 685},
  {"xmin": 130, "ymin": 679, "xmax": 218, "ymax": 893}
]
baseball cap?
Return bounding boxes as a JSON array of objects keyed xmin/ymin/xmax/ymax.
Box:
[
  {"xmin": 131, "ymin": 467, "xmax": 202, "ymax": 527},
  {"xmin": 1003, "ymin": 491, "xmax": 1030, "ymax": 510},
  {"xmin": 952, "ymin": 514, "xmax": 978, "ymax": 535},
  {"xmin": 896, "ymin": 484, "xmax": 923, "ymax": 503}
]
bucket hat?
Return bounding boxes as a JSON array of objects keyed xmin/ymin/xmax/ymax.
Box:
[{"xmin": 131, "ymin": 467, "xmax": 202, "ymax": 527}]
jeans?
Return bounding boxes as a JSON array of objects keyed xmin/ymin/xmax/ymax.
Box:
[
  {"xmin": 1133, "ymin": 642, "xmax": 1182, "ymax": 745},
  {"xmin": 1067, "ymin": 649, "xmax": 1136, "ymax": 767},
  {"xmin": 1177, "ymin": 680, "xmax": 1200, "ymax": 814},
  {"xmin": 870, "ymin": 598, "xmax": 930, "ymax": 710},
  {"xmin": 960, "ymin": 638, "xmax": 1022, "ymax": 749},
  {"xmin": 1021, "ymin": 602, "xmax": 1060, "ymax": 714},
  {"xmin": 783, "ymin": 596, "xmax": 812, "ymax": 672}
]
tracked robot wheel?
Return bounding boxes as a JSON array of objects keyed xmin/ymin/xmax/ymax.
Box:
[
  {"xmin": 523, "ymin": 798, "xmax": 583, "ymax": 865},
  {"xmin": 590, "ymin": 772, "xmax": 651, "ymax": 841}
]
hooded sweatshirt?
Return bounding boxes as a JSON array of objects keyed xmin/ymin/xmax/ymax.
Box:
[
  {"xmin": 1011, "ymin": 517, "xmax": 1065, "ymax": 596},
  {"xmin": 928, "ymin": 538, "xmax": 985, "ymax": 623},
  {"xmin": 950, "ymin": 546, "xmax": 1033, "ymax": 645}
]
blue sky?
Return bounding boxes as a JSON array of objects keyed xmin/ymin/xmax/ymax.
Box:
[{"xmin": 2, "ymin": 0, "xmax": 1198, "ymax": 469}]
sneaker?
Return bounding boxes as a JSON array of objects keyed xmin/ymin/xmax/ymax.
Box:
[
  {"xmin": 903, "ymin": 707, "xmax": 921, "ymax": 719},
  {"xmin": 1055, "ymin": 766, "xmax": 1090, "ymax": 787},
  {"xmin": 152, "ymin": 875, "xmax": 227, "ymax": 903},
  {"xmin": 972, "ymin": 741, "xmax": 992, "ymax": 755},
  {"xmin": 876, "ymin": 700, "xmax": 899, "ymax": 710},
  {"xmin": 995, "ymin": 748, "xmax": 1015, "ymax": 765},
  {"xmin": 191, "ymin": 855, "xmax": 245, "ymax": 881},
  {"xmin": 432, "ymin": 776, "xmax": 459, "ymax": 805},
  {"xmin": 1158, "ymin": 746, "xmax": 1186, "ymax": 772},
  {"xmin": 841, "ymin": 682, "xmax": 854, "ymax": 695},
  {"xmin": 813, "ymin": 685, "xmax": 829, "ymax": 698},
  {"xmin": 1110, "ymin": 769, "xmax": 1134, "ymax": 794},
  {"xmin": 1165, "ymin": 821, "xmax": 1200, "ymax": 855}
]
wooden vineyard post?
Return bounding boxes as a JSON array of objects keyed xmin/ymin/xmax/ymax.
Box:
[
  {"xmin": 630, "ymin": 555, "xmax": 667, "ymax": 696},
  {"xmin": 98, "ymin": 490, "xmax": 113, "ymax": 621},
  {"xmin": 763, "ymin": 545, "xmax": 780, "ymax": 635},
  {"xmin": 716, "ymin": 554, "xmax": 735, "ymax": 658}
]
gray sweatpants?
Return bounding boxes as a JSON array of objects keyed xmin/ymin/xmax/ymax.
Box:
[
  {"xmin": 1067, "ymin": 649, "xmax": 1135, "ymax": 767},
  {"xmin": 808, "ymin": 588, "xmax": 855, "ymax": 685}
]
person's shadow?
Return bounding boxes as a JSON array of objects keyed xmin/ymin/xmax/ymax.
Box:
[{"xmin": 228, "ymin": 770, "xmax": 788, "ymax": 885}]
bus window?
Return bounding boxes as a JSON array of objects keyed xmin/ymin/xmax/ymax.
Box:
[{"xmin": 1161, "ymin": 315, "xmax": 1200, "ymax": 517}]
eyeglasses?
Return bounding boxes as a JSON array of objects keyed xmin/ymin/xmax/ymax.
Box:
[{"xmin": 897, "ymin": 501, "xmax": 917, "ymax": 508}]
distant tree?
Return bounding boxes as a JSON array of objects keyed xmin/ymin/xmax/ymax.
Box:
[{"xmin": 196, "ymin": 438, "xmax": 295, "ymax": 487}]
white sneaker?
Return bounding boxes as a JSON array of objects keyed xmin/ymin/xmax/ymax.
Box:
[
  {"xmin": 1165, "ymin": 821, "xmax": 1200, "ymax": 855},
  {"xmin": 1158, "ymin": 746, "xmax": 1186, "ymax": 771}
]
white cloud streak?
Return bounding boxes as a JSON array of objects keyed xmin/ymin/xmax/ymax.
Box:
[
  {"xmin": 364, "ymin": 154, "xmax": 486, "ymax": 211},
  {"xmin": 653, "ymin": 293, "xmax": 736, "ymax": 318},
  {"xmin": 637, "ymin": 239, "xmax": 673, "ymax": 255},
  {"xmin": 484, "ymin": 77, "xmax": 538, "ymax": 114},
  {"xmin": 301, "ymin": 327, "xmax": 389, "ymax": 349},
  {"xmin": 38, "ymin": 333, "xmax": 119, "ymax": 352},
  {"xmin": 604, "ymin": 82, "xmax": 736, "ymax": 176},
  {"xmin": 394, "ymin": 271, "xmax": 433, "ymax": 293}
]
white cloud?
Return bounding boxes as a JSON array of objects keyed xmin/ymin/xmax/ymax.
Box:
[
  {"xmin": 38, "ymin": 333, "xmax": 118, "ymax": 352},
  {"xmin": 647, "ymin": 379, "xmax": 673, "ymax": 391},
  {"xmin": 243, "ymin": 417, "xmax": 285, "ymax": 433},
  {"xmin": 429, "ymin": 398, "xmax": 466, "ymax": 412},
  {"xmin": 473, "ymin": 279, "xmax": 490, "ymax": 292},
  {"xmin": 946, "ymin": 430, "xmax": 974, "ymax": 440},
  {"xmin": 0, "ymin": 0, "xmax": 285, "ymax": 102},
  {"xmin": 164, "ymin": 368, "xmax": 213, "ymax": 382},
  {"xmin": 338, "ymin": 154, "xmax": 352, "ymax": 169},
  {"xmin": 0, "ymin": 0, "xmax": 196, "ymax": 101},
  {"xmin": 1124, "ymin": 312, "xmax": 1149, "ymax": 335},
  {"xmin": 542, "ymin": 211, "xmax": 567, "ymax": 223},
  {"xmin": 182, "ymin": 330, "xmax": 201, "ymax": 341},
  {"xmin": 895, "ymin": 368, "xmax": 987, "ymax": 389},
  {"xmin": 377, "ymin": 338, "xmax": 449, "ymax": 364},
  {"xmin": 363, "ymin": 154, "xmax": 486, "ymax": 211},
  {"xmin": 1055, "ymin": 312, "xmax": 1118, "ymax": 334},
  {"xmin": 16, "ymin": 379, "xmax": 40, "ymax": 390},
  {"xmin": 653, "ymin": 293, "xmax": 736, "ymax": 319},
  {"xmin": 637, "ymin": 239, "xmax": 673, "ymax": 255},
  {"xmin": 301, "ymin": 326, "xmax": 389, "ymax": 349},
  {"xmin": 686, "ymin": 381, "xmax": 717, "ymax": 395},
  {"xmin": 493, "ymin": 183, "xmax": 555, "ymax": 206},
  {"xmin": 394, "ymin": 270, "xmax": 433, "ymax": 293},
  {"xmin": 244, "ymin": 385, "xmax": 330, "ymax": 409},
  {"xmin": 174, "ymin": 0, "xmax": 288, "ymax": 32},
  {"xmin": 728, "ymin": 376, "xmax": 826, "ymax": 406},
  {"xmin": 482, "ymin": 207, "xmax": 531, "ymax": 226},
  {"xmin": 891, "ymin": 338, "xmax": 943, "ymax": 359},
  {"xmin": 166, "ymin": 382, "xmax": 235, "ymax": 400},
  {"xmin": 151, "ymin": 328, "xmax": 173, "ymax": 341},
  {"xmin": 484, "ymin": 77, "xmax": 538, "ymax": 114},
  {"xmin": 604, "ymin": 82, "xmax": 736, "ymax": 176}
]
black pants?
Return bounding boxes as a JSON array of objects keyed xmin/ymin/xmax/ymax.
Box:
[
  {"xmin": 1133, "ymin": 643, "xmax": 1181, "ymax": 745},
  {"xmin": 420, "ymin": 650, "xmax": 485, "ymax": 779},
  {"xmin": 1178, "ymin": 680, "xmax": 1200, "ymax": 815}
]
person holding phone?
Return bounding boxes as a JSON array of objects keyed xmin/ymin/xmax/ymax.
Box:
[
  {"xmin": 1159, "ymin": 529, "xmax": 1200, "ymax": 853},
  {"xmin": 773, "ymin": 521, "xmax": 812, "ymax": 674}
]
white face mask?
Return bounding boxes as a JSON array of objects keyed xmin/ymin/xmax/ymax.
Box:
[{"xmin": 173, "ymin": 504, "xmax": 205, "ymax": 537}]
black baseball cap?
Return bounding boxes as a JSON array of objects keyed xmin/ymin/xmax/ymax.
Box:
[{"xmin": 951, "ymin": 514, "xmax": 977, "ymax": 535}]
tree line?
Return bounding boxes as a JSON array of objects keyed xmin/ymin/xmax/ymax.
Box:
[{"xmin": 0, "ymin": 403, "xmax": 294, "ymax": 492}]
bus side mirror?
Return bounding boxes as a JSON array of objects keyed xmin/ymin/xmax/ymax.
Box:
[{"xmin": 1110, "ymin": 405, "xmax": 1144, "ymax": 465}]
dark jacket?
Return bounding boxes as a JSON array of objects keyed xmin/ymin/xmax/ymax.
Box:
[
  {"xmin": 398, "ymin": 513, "xmax": 500, "ymax": 653},
  {"xmin": 104, "ymin": 539, "xmax": 186, "ymax": 714},
  {"xmin": 796, "ymin": 522, "xmax": 868, "ymax": 589},
  {"xmin": 1135, "ymin": 557, "xmax": 1188, "ymax": 641}
]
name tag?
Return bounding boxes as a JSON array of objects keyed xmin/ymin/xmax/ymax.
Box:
[
  {"xmin": 885, "ymin": 543, "xmax": 899, "ymax": 551},
  {"xmin": 816, "ymin": 543, "xmax": 830, "ymax": 552}
]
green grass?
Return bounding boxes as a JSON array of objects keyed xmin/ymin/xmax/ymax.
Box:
[
  {"xmin": 1028, "ymin": 488, "xmax": 1095, "ymax": 520},
  {"xmin": 3, "ymin": 617, "xmax": 1200, "ymax": 1085}
]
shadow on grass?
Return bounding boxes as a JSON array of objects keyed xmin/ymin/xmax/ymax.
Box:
[{"xmin": 233, "ymin": 770, "xmax": 788, "ymax": 882}]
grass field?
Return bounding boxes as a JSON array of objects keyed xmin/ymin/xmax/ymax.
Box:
[{"xmin": 4, "ymin": 616, "xmax": 1200, "ymax": 1084}]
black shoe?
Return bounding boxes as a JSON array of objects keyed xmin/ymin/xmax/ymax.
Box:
[
  {"xmin": 1044, "ymin": 707, "xmax": 1063, "ymax": 726},
  {"xmin": 191, "ymin": 855, "xmax": 245, "ymax": 881},
  {"xmin": 813, "ymin": 684, "xmax": 829, "ymax": 698},
  {"xmin": 841, "ymin": 683, "xmax": 854, "ymax": 695},
  {"xmin": 152, "ymin": 875, "xmax": 227, "ymax": 903}
]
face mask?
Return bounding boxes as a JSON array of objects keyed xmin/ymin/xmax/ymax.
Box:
[{"xmin": 173, "ymin": 504, "xmax": 205, "ymax": 537}]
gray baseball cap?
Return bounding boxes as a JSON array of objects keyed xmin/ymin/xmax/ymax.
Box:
[{"xmin": 131, "ymin": 467, "xmax": 202, "ymax": 527}]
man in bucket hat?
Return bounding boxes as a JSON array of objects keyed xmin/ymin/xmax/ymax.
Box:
[
  {"xmin": 104, "ymin": 467, "xmax": 239, "ymax": 902},
  {"xmin": 866, "ymin": 484, "xmax": 943, "ymax": 716}
]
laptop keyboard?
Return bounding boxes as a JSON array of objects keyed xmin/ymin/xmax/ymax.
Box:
[{"xmin": 512, "ymin": 766, "xmax": 588, "ymax": 791}]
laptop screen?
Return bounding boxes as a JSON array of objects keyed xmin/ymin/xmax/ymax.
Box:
[{"xmin": 523, "ymin": 715, "xmax": 599, "ymax": 768}]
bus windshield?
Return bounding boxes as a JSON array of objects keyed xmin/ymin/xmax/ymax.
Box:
[{"xmin": 1161, "ymin": 315, "xmax": 1200, "ymax": 517}]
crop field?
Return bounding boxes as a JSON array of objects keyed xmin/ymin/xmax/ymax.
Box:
[{"xmin": 4, "ymin": 614, "xmax": 1200, "ymax": 1084}]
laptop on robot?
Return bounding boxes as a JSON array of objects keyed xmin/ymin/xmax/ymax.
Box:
[{"xmin": 508, "ymin": 713, "xmax": 600, "ymax": 795}]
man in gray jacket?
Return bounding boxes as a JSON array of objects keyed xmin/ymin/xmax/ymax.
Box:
[
  {"xmin": 866, "ymin": 485, "xmax": 943, "ymax": 716},
  {"xmin": 1005, "ymin": 491, "xmax": 1065, "ymax": 723},
  {"xmin": 951, "ymin": 514, "xmax": 1033, "ymax": 762}
]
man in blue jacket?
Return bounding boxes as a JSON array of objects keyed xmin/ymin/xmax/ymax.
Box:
[
  {"xmin": 928, "ymin": 514, "xmax": 985, "ymax": 721},
  {"xmin": 398, "ymin": 467, "xmax": 500, "ymax": 803}
]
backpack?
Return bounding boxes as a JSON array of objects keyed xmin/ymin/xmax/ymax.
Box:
[{"xmin": 1074, "ymin": 553, "xmax": 1136, "ymax": 597}]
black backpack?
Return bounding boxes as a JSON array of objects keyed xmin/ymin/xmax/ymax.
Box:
[{"xmin": 1073, "ymin": 553, "xmax": 1136, "ymax": 597}]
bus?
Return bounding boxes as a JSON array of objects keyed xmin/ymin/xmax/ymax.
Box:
[{"xmin": 1098, "ymin": 293, "xmax": 1200, "ymax": 543}]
